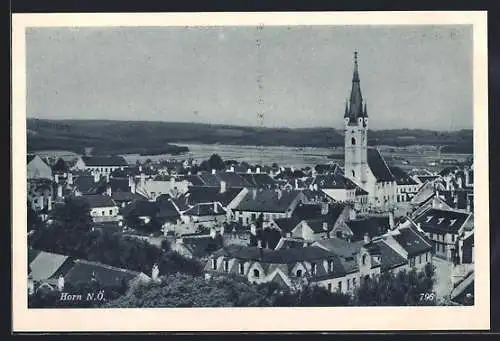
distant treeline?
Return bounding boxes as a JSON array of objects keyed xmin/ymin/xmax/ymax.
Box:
[{"xmin": 27, "ymin": 119, "xmax": 473, "ymax": 154}]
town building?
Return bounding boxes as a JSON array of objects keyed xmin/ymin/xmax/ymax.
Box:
[
  {"xmin": 27, "ymin": 155, "xmax": 53, "ymax": 180},
  {"xmin": 73, "ymin": 156, "xmax": 129, "ymax": 176}
]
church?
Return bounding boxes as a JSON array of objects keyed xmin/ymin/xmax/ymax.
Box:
[{"xmin": 343, "ymin": 51, "xmax": 397, "ymax": 212}]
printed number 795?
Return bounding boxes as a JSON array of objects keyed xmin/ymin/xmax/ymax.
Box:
[{"xmin": 419, "ymin": 292, "xmax": 436, "ymax": 301}]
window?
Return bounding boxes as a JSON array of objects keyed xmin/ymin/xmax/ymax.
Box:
[
  {"xmin": 410, "ymin": 257, "xmax": 415, "ymax": 267},
  {"xmin": 109, "ymin": 209, "xmax": 113, "ymax": 215},
  {"xmin": 430, "ymin": 233, "xmax": 434, "ymax": 240},
  {"xmin": 418, "ymin": 255, "xmax": 422, "ymax": 264},
  {"xmin": 223, "ymin": 260, "xmax": 229, "ymax": 272},
  {"xmin": 351, "ymin": 137, "xmax": 356, "ymax": 145},
  {"xmin": 353, "ymin": 277, "xmax": 357, "ymax": 287},
  {"xmin": 352, "ymin": 170, "xmax": 355, "ymax": 178},
  {"xmin": 338, "ymin": 281, "xmax": 342, "ymax": 292},
  {"xmin": 311, "ymin": 263, "xmax": 317, "ymax": 275},
  {"xmin": 450, "ymin": 219, "xmax": 457, "ymax": 226},
  {"xmin": 101, "ymin": 210, "xmax": 105, "ymax": 216},
  {"xmin": 437, "ymin": 218, "xmax": 445, "ymax": 224},
  {"xmin": 426, "ymin": 216, "xmax": 433, "ymax": 223},
  {"xmin": 251, "ymin": 213, "xmax": 256, "ymax": 221},
  {"xmin": 253, "ymin": 269, "xmax": 260, "ymax": 278},
  {"xmin": 425, "ymin": 253, "xmax": 428, "ymax": 262},
  {"xmin": 328, "ymin": 260, "xmax": 334, "ymax": 272},
  {"xmin": 451, "ymin": 234, "xmax": 455, "ymax": 242},
  {"xmin": 239, "ymin": 263, "xmax": 245, "ymax": 275},
  {"xmin": 362, "ymin": 254, "xmax": 367, "ymax": 265},
  {"xmin": 347, "ymin": 279, "xmax": 350, "ymax": 290},
  {"xmin": 327, "ymin": 283, "xmax": 332, "ymax": 292},
  {"xmin": 211, "ymin": 259, "xmax": 217, "ymax": 270}
]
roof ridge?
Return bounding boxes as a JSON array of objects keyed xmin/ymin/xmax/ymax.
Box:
[{"xmin": 74, "ymin": 259, "xmax": 142, "ymax": 276}]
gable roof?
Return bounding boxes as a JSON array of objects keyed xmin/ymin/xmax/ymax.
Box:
[
  {"xmin": 82, "ymin": 194, "xmax": 117, "ymax": 208},
  {"xmin": 62, "ymin": 259, "xmax": 146, "ymax": 287},
  {"xmin": 389, "ymin": 166, "xmax": 419, "ymax": 185},
  {"xmin": 347, "ymin": 216, "xmax": 390, "ymax": 242},
  {"xmin": 183, "ymin": 202, "xmax": 226, "ymax": 216},
  {"xmin": 313, "ymin": 238, "xmax": 365, "ymax": 258},
  {"xmin": 212, "ymin": 244, "xmax": 336, "ymax": 263},
  {"xmin": 392, "ymin": 226, "xmax": 433, "ymax": 256},
  {"xmin": 81, "ymin": 156, "xmax": 128, "ymax": 167},
  {"xmin": 74, "ymin": 175, "xmax": 104, "ymax": 195},
  {"xmin": 272, "ymin": 217, "xmax": 302, "ymax": 234},
  {"xmin": 29, "ymin": 250, "xmax": 72, "ymax": 281},
  {"xmin": 311, "ymin": 173, "xmax": 358, "ymax": 190},
  {"xmin": 239, "ymin": 173, "xmax": 277, "ymax": 188},
  {"xmin": 185, "ymin": 186, "xmax": 243, "ymax": 207},
  {"xmin": 234, "ymin": 189, "xmax": 302, "ymax": 213},
  {"xmin": 367, "ymin": 148, "xmax": 395, "ymax": 182},
  {"xmin": 413, "ymin": 208, "xmax": 471, "ymax": 234},
  {"xmin": 372, "ymin": 239, "xmax": 408, "ymax": 271},
  {"xmin": 179, "ymin": 234, "xmax": 224, "ymax": 258}
]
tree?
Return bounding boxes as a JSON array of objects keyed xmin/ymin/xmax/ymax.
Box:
[
  {"xmin": 208, "ymin": 154, "xmax": 225, "ymax": 171},
  {"xmin": 27, "ymin": 201, "xmax": 44, "ymax": 232},
  {"xmin": 52, "ymin": 197, "xmax": 93, "ymax": 232},
  {"xmin": 352, "ymin": 264, "xmax": 436, "ymax": 306}
]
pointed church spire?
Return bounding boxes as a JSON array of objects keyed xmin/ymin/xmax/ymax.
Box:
[
  {"xmin": 344, "ymin": 99, "xmax": 349, "ymax": 118},
  {"xmin": 363, "ymin": 102, "xmax": 367, "ymax": 117},
  {"xmin": 352, "ymin": 50, "xmax": 360, "ymax": 83},
  {"xmin": 347, "ymin": 50, "xmax": 363, "ymax": 123}
]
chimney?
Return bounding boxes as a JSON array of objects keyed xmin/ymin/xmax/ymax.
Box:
[
  {"xmin": 294, "ymin": 179, "xmax": 299, "ymax": 190},
  {"xmin": 212, "ymin": 169, "xmax": 216, "ymax": 175},
  {"xmin": 57, "ymin": 274, "xmax": 65, "ymax": 292},
  {"xmin": 247, "ymin": 168, "xmax": 252, "ymax": 174},
  {"xmin": 321, "ymin": 202, "xmax": 329, "ymax": 215},
  {"xmin": 322, "ymin": 222, "xmax": 329, "ymax": 237},
  {"xmin": 220, "ymin": 180, "xmax": 227, "ymax": 194},
  {"xmin": 256, "ymin": 167, "xmax": 261, "ymax": 174},
  {"xmin": 220, "ymin": 225, "xmax": 225, "ymax": 236},
  {"xmin": 139, "ymin": 165, "xmax": 143, "ymax": 172},
  {"xmin": 210, "ymin": 227, "xmax": 217, "ymax": 239},
  {"xmin": 57, "ymin": 184, "xmax": 63, "ymax": 198},
  {"xmin": 67, "ymin": 172, "xmax": 73, "ymax": 185},
  {"xmin": 230, "ymin": 166, "xmax": 235, "ymax": 172},
  {"xmin": 389, "ymin": 210, "xmax": 395, "ymax": 229},
  {"xmin": 363, "ymin": 233, "xmax": 371, "ymax": 244},
  {"xmin": 106, "ymin": 173, "xmax": 110, "ymax": 183},
  {"xmin": 213, "ymin": 202, "xmax": 219, "ymax": 214},
  {"xmin": 54, "ymin": 174, "xmax": 59, "ymax": 184},
  {"xmin": 47, "ymin": 196, "xmax": 52, "ymax": 211},
  {"xmin": 106, "ymin": 184, "xmax": 112, "ymax": 196},
  {"xmin": 94, "ymin": 172, "xmax": 100, "ymax": 183},
  {"xmin": 252, "ymin": 189, "xmax": 257, "ymax": 200},
  {"xmin": 257, "ymin": 240, "xmax": 263, "ymax": 258},
  {"xmin": 130, "ymin": 179, "xmax": 136, "ymax": 194},
  {"xmin": 140, "ymin": 172, "xmax": 146, "ymax": 184},
  {"xmin": 250, "ymin": 223, "xmax": 257, "ymax": 235},
  {"xmin": 313, "ymin": 183, "xmax": 318, "ymax": 191},
  {"xmin": 276, "ymin": 189, "xmax": 282, "ymax": 200},
  {"xmin": 152, "ymin": 263, "xmax": 160, "ymax": 282}
]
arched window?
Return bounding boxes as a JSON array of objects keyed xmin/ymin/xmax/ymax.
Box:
[
  {"xmin": 296, "ymin": 269, "xmax": 302, "ymax": 277},
  {"xmin": 253, "ymin": 269, "xmax": 260, "ymax": 278},
  {"xmin": 362, "ymin": 254, "xmax": 367, "ymax": 265},
  {"xmin": 352, "ymin": 170, "xmax": 355, "ymax": 178},
  {"xmin": 351, "ymin": 137, "xmax": 356, "ymax": 145}
]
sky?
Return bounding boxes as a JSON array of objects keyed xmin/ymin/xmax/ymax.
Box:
[{"xmin": 26, "ymin": 25, "xmax": 473, "ymax": 130}]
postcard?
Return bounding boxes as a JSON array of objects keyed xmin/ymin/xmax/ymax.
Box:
[{"xmin": 12, "ymin": 11, "xmax": 489, "ymax": 332}]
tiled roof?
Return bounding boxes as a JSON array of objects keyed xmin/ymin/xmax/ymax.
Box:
[
  {"xmin": 313, "ymin": 238, "xmax": 365, "ymax": 258},
  {"xmin": 373, "ymin": 239, "xmax": 408, "ymax": 271},
  {"xmin": 185, "ymin": 175, "xmax": 206, "ymax": 186},
  {"xmin": 367, "ymin": 148, "xmax": 395, "ymax": 182},
  {"xmin": 27, "ymin": 154, "xmax": 36, "ymax": 164},
  {"xmin": 413, "ymin": 208, "xmax": 471, "ymax": 234},
  {"xmin": 392, "ymin": 226, "xmax": 433, "ymax": 256},
  {"xmin": 62, "ymin": 259, "xmax": 145, "ymax": 287},
  {"xmin": 82, "ymin": 194, "xmax": 117, "ymax": 208},
  {"xmin": 217, "ymin": 172, "xmax": 253, "ymax": 188},
  {"xmin": 81, "ymin": 156, "xmax": 128, "ymax": 167},
  {"xmin": 234, "ymin": 189, "xmax": 302, "ymax": 213},
  {"xmin": 347, "ymin": 216, "xmax": 390, "ymax": 242},
  {"xmin": 183, "ymin": 202, "xmax": 226, "ymax": 216},
  {"xmin": 239, "ymin": 173, "xmax": 277, "ymax": 188},
  {"xmin": 275, "ymin": 238, "xmax": 306, "ymax": 250},
  {"xmin": 111, "ymin": 191, "xmax": 146, "ymax": 202},
  {"xmin": 212, "ymin": 244, "xmax": 336, "ymax": 264},
  {"xmin": 311, "ymin": 173, "xmax": 357, "ymax": 189},
  {"xmin": 389, "ymin": 166, "xmax": 419, "ymax": 185},
  {"xmin": 272, "ymin": 217, "xmax": 302, "ymax": 234},
  {"xmin": 109, "ymin": 178, "xmax": 131, "ymax": 193},
  {"xmin": 74, "ymin": 175, "xmax": 103, "ymax": 195},
  {"xmin": 185, "ymin": 186, "xmax": 243, "ymax": 207},
  {"xmin": 29, "ymin": 250, "xmax": 72, "ymax": 281},
  {"xmin": 180, "ymin": 235, "xmax": 224, "ymax": 257}
]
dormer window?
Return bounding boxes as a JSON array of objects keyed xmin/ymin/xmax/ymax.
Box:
[
  {"xmin": 223, "ymin": 260, "xmax": 229, "ymax": 272},
  {"xmin": 296, "ymin": 269, "xmax": 303, "ymax": 277},
  {"xmin": 253, "ymin": 269, "xmax": 260, "ymax": 278},
  {"xmin": 362, "ymin": 254, "xmax": 367, "ymax": 265},
  {"xmin": 311, "ymin": 263, "xmax": 317, "ymax": 275},
  {"xmin": 437, "ymin": 218, "xmax": 445, "ymax": 224},
  {"xmin": 239, "ymin": 263, "xmax": 245, "ymax": 275},
  {"xmin": 449, "ymin": 219, "xmax": 457, "ymax": 226},
  {"xmin": 351, "ymin": 137, "xmax": 356, "ymax": 145},
  {"xmin": 425, "ymin": 216, "xmax": 433, "ymax": 223},
  {"xmin": 211, "ymin": 258, "xmax": 217, "ymax": 270},
  {"xmin": 328, "ymin": 260, "xmax": 334, "ymax": 272}
]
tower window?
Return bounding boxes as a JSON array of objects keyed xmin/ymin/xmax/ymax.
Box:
[
  {"xmin": 351, "ymin": 137, "xmax": 356, "ymax": 145},
  {"xmin": 352, "ymin": 170, "xmax": 355, "ymax": 178}
]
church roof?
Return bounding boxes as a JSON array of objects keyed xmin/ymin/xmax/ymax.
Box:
[
  {"xmin": 345, "ymin": 51, "xmax": 367, "ymax": 125},
  {"xmin": 367, "ymin": 148, "xmax": 395, "ymax": 182}
]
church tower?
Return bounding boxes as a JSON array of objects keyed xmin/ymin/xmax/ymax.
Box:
[{"xmin": 344, "ymin": 51, "xmax": 369, "ymax": 189}]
